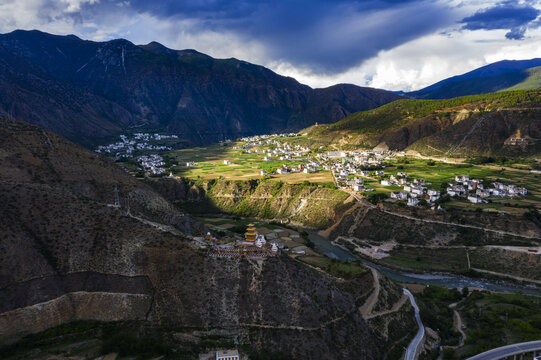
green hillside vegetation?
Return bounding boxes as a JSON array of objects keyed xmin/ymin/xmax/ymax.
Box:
[
  {"xmin": 455, "ymin": 291, "xmax": 541, "ymax": 359},
  {"xmin": 504, "ymin": 66, "xmax": 541, "ymax": 91},
  {"xmin": 318, "ymin": 90, "xmax": 540, "ymax": 134},
  {"xmin": 306, "ymin": 89, "xmax": 541, "ymax": 156},
  {"xmin": 417, "ymin": 287, "xmax": 541, "ymax": 360},
  {"xmin": 410, "ymin": 68, "xmax": 541, "ymax": 100}
]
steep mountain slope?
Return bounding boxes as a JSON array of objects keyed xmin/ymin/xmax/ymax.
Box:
[
  {"xmin": 0, "ymin": 30, "xmax": 401, "ymax": 147},
  {"xmin": 504, "ymin": 66, "xmax": 541, "ymax": 91},
  {"xmin": 306, "ymin": 90, "xmax": 541, "ymax": 156},
  {"xmin": 408, "ymin": 58, "xmax": 541, "ymax": 99},
  {"xmin": 0, "ymin": 117, "xmax": 414, "ymax": 359}
]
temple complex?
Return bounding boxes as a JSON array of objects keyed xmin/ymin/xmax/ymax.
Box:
[{"xmin": 209, "ymin": 225, "xmax": 278, "ymax": 258}]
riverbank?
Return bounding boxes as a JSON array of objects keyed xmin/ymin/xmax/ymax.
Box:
[{"xmin": 308, "ymin": 232, "xmax": 541, "ymax": 297}]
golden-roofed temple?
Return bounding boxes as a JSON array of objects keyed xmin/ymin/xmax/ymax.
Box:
[{"xmin": 245, "ymin": 224, "xmax": 257, "ymax": 243}]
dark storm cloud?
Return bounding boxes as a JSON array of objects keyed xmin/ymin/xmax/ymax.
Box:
[
  {"xmin": 118, "ymin": 0, "xmax": 453, "ymax": 73},
  {"xmin": 460, "ymin": 1, "xmax": 541, "ymax": 40}
]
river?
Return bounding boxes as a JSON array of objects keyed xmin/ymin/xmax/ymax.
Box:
[{"xmin": 308, "ymin": 232, "xmax": 541, "ymax": 297}]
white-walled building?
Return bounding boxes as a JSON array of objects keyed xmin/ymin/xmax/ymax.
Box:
[
  {"xmin": 216, "ymin": 350, "xmax": 239, "ymax": 360},
  {"xmin": 390, "ymin": 191, "xmax": 408, "ymax": 200}
]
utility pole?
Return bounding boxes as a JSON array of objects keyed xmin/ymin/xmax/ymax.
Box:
[
  {"xmin": 114, "ymin": 185, "xmax": 120, "ymax": 207},
  {"xmin": 185, "ymin": 213, "xmax": 191, "ymax": 235},
  {"xmin": 125, "ymin": 195, "xmax": 131, "ymax": 216}
]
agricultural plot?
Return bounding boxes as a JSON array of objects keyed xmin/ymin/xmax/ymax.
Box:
[
  {"xmin": 359, "ymin": 157, "xmax": 541, "ymax": 210},
  {"xmin": 166, "ymin": 142, "xmax": 332, "ymax": 183}
]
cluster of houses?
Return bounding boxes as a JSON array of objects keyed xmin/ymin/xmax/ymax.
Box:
[
  {"xmin": 447, "ymin": 175, "xmax": 527, "ymax": 203},
  {"xmin": 385, "ymin": 174, "xmax": 527, "ymax": 206},
  {"xmin": 400, "ymin": 182, "xmax": 439, "ymax": 206},
  {"xmin": 377, "ymin": 174, "xmax": 442, "ymax": 206},
  {"xmin": 236, "ymin": 138, "xmax": 312, "ymax": 161},
  {"xmin": 137, "ymin": 154, "xmax": 167, "ymax": 175},
  {"xmin": 237, "ymin": 133, "xmax": 301, "ymax": 144},
  {"xmin": 233, "ymin": 135, "xmax": 330, "ymax": 176},
  {"xmin": 95, "ymin": 133, "xmax": 176, "ymax": 160},
  {"xmin": 268, "ymin": 161, "xmax": 322, "ymax": 175},
  {"xmin": 331, "ymin": 150, "xmax": 396, "ymax": 191}
]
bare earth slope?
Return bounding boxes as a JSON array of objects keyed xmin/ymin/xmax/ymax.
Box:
[{"xmin": 0, "ymin": 118, "xmax": 413, "ymax": 359}]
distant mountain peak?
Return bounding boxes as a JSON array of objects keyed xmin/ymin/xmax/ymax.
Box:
[
  {"xmin": 0, "ymin": 29, "xmax": 402, "ymax": 147},
  {"xmin": 409, "ymin": 58, "xmax": 541, "ymax": 99}
]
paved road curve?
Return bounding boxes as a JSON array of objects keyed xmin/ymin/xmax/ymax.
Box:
[
  {"xmin": 404, "ymin": 288, "xmax": 425, "ymax": 360},
  {"xmin": 467, "ymin": 341, "xmax": 541, "ymax": 360}
]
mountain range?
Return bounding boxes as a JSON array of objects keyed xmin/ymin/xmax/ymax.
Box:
[
  {"xmin": 1, "ymin": 29, "xmax": 541, "ymax": 156},
  {"xmin": 0, "ymin": 30, "xmax": 401, "ymax": 147},
  {"xmin": 407, "ymin": 58, "xmax": 541, "ymax": 99}
]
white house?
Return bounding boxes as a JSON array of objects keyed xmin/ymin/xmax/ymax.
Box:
[
  {"xmin": 468, "ymin": 196, "xmax": 487, "ymax": 204},
  {"xmin": 328, "ymin": 151, "xmax": 343, "ymax": 158},
  {"xmin": 427, "ymin": 189, "xmax": 439, "ymax": 196},
  {"xmin": 260, "ymin": 170, "xmax": 268, "ymax": 176},
  {"xmin": 455, "ymin": 175, "xmax": 469, "ymax": 183},
  {"xmin": 427, "ymin": 189, "xmax": 440, "ymax": 202},
  {"xmin": 360, "ymin": 170, "xmax": 371, "ymax": 177},
  {"xmin": 353, "ymin": 184, "xmax": 366, "ymax": 191},
  {"xmin": 447, "ymin": 185, "xmax": 465, "ymax": 197},
  {"xmin": 407, "ymin": 198, "xmax": 420, "ymax": 206},
  {"xmin": 390, "ymin": 191, "xmax": 408, "ymax": 200},
  {"xmin": 276, "ymin": 168, "xmax": 289, "ymax": 174},
  {"xmin": 216, "ymin": 350, "xmax": 239, "ymax": 360},
  {"xmin": 476, "ymin": 189, "xmax": 491, "ymax": 198},
  {"xmin": 223, "ymin": 160, "xmax": 232, "ymax": 165},
  {"xmin": 381, "ymin": 179, "xmax": 393, "ymax": 186}
]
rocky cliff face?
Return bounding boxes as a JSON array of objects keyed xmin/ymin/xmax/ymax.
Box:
[
  {"xmin": 407, "ymin": 108, "xmax": 541, "ymax": 156},
  {"xmin": 329, "ymin": 204, "xmax": 541, "ymax": 247},
  {"xmin": 0, "ymin": 30, "xmax": 401, "ymax": 147},
  {"xmin": 0, "ymin": 118, "xmax": 414, "ymax": 358},
  {"xmin": 147, "ymin": 178, "xmax": 355, "ymax": 229}
]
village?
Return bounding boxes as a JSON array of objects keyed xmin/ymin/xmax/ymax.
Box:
[
  {"xmin": 100, "ymin": 131, "xmax": 533, "ymax": 211},
  {"xmin": 95, "ymin": 132, "xmax": 178, "ymax": 159},
  {"xmin": 229, "ymin": 137, "xmax": 529, "ymax": 208},
  {"xmin": 95, "ymin": 132, "xmax": 182, "ymax": 175}
]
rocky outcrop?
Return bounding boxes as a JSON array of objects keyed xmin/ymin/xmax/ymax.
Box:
[
  {"xmin": 147, "ymin": 178, "xmax": 355, "ymax": 229},
  {"xmin": 0, "ymin": 292, "xmax": 152, "ymax": 344}
]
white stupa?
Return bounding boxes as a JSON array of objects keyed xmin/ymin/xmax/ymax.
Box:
[{"xmin": 255, "ymin": 234, "xmax": 266, "ymax": 248}]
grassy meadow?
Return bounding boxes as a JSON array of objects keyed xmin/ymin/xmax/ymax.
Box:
[{"xmin": 165, "ymin": 141, "xmax": 333, "ymax": 183}]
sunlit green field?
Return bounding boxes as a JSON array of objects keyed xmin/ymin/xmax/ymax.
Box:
[
  {"xmin": 165, "ymin": 141, "xmax": 333, "ymax": 183},
  {"xmin": 360, "ymin": 157, "xmax": 541, "ymax": 210},
  {"xmin": 156, "ymin": 138, "xmax": 541, "ymax": 209}
]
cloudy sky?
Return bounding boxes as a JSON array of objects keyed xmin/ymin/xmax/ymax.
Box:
[{"xmin": 1, "ymin": 0, "xmax": 541, "ymax": 91}]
